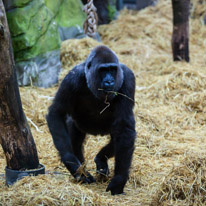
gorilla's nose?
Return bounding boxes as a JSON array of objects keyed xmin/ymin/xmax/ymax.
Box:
[{"xmin": 103, "ymin": 80, "xmax": 114, "ymax": 91}]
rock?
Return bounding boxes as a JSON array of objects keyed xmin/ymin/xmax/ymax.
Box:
[
  {"xmin": 53, "ymin": 0, "xmax": 86, "ymax": 28},
  {"xmin": 117, "ymin": 0, "xmax": 158, "ymax": 10},
  {"xmin": 135, "ymin": 0, "xmax": 157, "ymax": 10},
  {"xmin": 3, "ymin": 0, "xmax": 31, "ymax": 10},
  {"xmin": 14, "ymin": 20, "xmax": 60, "ymax": 61},
  {"xmin": 58, "ymin": 26, "xmax": 86, "ymax": 41},
  {"xmin": 5, "ymin": 0, "xmax": 86, "ymax": 87},
  {"xmin": 16, "ymin": 50, "xmax": 61, "ymax": 88},
  {"xmin": 6, "ymin": 0, "xmax": 61, "ymax": 62}
]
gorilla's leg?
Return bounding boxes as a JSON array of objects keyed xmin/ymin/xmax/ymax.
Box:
[
  {"xmin": 106, "ymin": 130, "xmax": 136, "ymax": 195},
  {"xmin": 94, "ymin": 139, "xmax": 114, "ymax": 176}
]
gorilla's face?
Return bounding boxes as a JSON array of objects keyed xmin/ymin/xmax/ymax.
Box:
[
  {"xmin": 99, "ymin": 64, "xmax": 117, "ymax": 92},
  {"xmin": 85, "ymin": 46, "xmax": 124, "ymax": 101}
]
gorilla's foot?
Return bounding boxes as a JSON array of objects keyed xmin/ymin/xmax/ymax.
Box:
[{"xmin": 106, "ymin": 175, "xmax": 127, "ymax": 195}]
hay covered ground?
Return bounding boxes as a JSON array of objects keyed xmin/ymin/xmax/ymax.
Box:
[{"xmin": 1, "ymin": 0, "xmax": 206, "ymax": 205}]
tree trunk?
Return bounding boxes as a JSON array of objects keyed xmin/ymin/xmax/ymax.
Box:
[
  {"xmin": 0, "ymin": 0, "xmax": 39, "ymax": 170},
  {"xmin": 172, "ymin": 0, "xmax": 190, "ymax": 62}
]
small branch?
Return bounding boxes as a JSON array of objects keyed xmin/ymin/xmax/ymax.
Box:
[
  {"xmin": 100, "ymin": 94, "xmax": 110, "ymax": 114},
  {"xmin": 98, "ymin": 88, "xmax": 135, "ymax": 103},
  {"xmin": 39, "ymin": 95, "xmax": 54, "ymax": 101},
  {"xmin": 27, "ymin": 117, "xmax": 43, "ymax": 133}
]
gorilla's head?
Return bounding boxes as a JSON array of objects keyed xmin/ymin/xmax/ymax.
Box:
[{"xmin": 85, "ymin": 46, "xmax": 124, "ymax": 101}]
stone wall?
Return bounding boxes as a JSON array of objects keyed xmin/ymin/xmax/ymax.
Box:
[{"xmin": 4, "ymin": 0, "xmax": 86, "ymax": 87}]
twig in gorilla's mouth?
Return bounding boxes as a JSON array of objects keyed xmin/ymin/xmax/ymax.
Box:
[
  {"xmin": 100, "ymin": 94, "xmax": 110, "ymax": 114},
  {"xmin": 98, "ymin": 88, "xmax": 135, "ymax": 103}
]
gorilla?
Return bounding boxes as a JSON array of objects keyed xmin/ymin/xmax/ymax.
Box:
[{"xmin": 46, "ymin": 45, "xmax": 136, "ymax": 195}]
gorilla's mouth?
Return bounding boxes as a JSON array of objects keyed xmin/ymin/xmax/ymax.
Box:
[
  {"xmin": 98, "ymin": 88, "xmax": 117, "ymax": 98},
  {"xmin": 98, "ymin": 88, "xmax": 114, "ymax": 93},
  {"xmin": 98, "ymin": 88, "xmax": 135, "ymax": 103},
  {"xmin": 102, "ymin": 86, "xmax": 114, "ymax": 92},
  {"xmin": 103, "ymin": 89, "xmax": 113, "ymax": 93},
  {"xmin": 98, "ymin": 88, "xmax": 116, "ymax": 99}
]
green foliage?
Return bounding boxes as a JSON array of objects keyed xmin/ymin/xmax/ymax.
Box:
[{"xmin": 108, "ymin": 0, "xmax": 117, "ymax": 21}]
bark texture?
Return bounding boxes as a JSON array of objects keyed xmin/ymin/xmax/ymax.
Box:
[
  {"xmin": 0, "ymin": 0, "xmax": 39, "ymax": 170},
  {"xmin": 172, "ymin": 0, "xmax": 190, "ymax": 62}
]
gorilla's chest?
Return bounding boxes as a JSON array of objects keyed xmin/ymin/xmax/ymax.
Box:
[{"xmin": 71, "ymin": 92, "xmax": 115, "ymax": 135}]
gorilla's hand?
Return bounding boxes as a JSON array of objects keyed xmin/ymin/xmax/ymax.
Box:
[
  {"xmin": 106, "ymin": 175, "xmax": 127, "ymax": 195},
  {"xmin": 94, "ymin": 157, "xmax": 109, "ymax": 176},
  {"xmin": 74, "ymin": 170, "xmax": 96, "ymax": 184}
]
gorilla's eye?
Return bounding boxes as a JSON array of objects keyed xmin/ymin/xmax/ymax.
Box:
[{"xmin": 99, "ymin": 66, "xmax": 117, "ymax": 72}]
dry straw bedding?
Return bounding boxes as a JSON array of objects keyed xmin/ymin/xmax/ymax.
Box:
[{"xmin": 1, "ymin": 0, "xmax": 206, "ymax": 205}]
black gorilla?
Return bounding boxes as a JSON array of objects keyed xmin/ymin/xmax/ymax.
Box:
[{"xmin": 46, "ymin": 45, "xmax": 136, "ymax": 195}]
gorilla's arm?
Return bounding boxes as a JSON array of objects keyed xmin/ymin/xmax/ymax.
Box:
[
  {"xmin": 107, "ymin": 64, "xmax": 136, "ymax": 195},
  {"xmin": 46, "ymin": 65, "xmax": 95, "ymax": 183},
  {"xmin": 46, "ymin": 70, "xmax": 81, "ymax": 173}
]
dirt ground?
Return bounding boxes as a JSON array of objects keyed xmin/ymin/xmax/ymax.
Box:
[{"xmin": 1, "ymin": 0, "xmax": 206, "ymax": 205}]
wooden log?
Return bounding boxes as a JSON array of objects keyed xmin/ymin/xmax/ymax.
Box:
[
  {"xmin": 172, "ymin": 0, "xmax": 190, "ymax": 62},
  {"xmin": 0, "ymin": 0, "xmax": 39, "ymax": 170}
]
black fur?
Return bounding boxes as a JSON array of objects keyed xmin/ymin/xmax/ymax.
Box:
[{"xmin": 46, "ymin": 46, "xmax": 136, "ymax": 195}]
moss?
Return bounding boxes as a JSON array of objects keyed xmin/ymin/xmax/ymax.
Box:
[
  {"xmin": 7, "ymin": 0, "xmax": 85, "ymax": 62},
  {"xmin": 6, "ymin": 0, "xmax": 44, "ymax": 36},
  {"xmin": 7, "ymin": 0, "xmax": 31, "ymax": 8},
  {"xmin": 55, "ymin": 0, "xmax": 86, "ymax": 27},
  {"xmin": 15, "ymin": 20, "xmax": 60, "ymax": 61},
  {"xmin": 44, "ymin": 0, "xmax": 63, "ymax": 15},
  {"xmin": 7, "ymin": 0, "xmax": 60, "ymax": 62}
]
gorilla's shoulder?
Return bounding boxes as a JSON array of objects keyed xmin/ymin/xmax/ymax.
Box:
[
  {"xmin": 67, "ymin": 63, "xmax": 85, "ymax": 79},
  {"xmin": 62, "ymin": 63, "xmax": 86, "ymax": 88},
  {"xmin": 120, "ymin": 64, "xmax": 135, "ymax": 83},
  {"xmin": 120, "ymin": 63, "xmax": 134, "ymax": 75},
  {"xmin": 119, "ymin": 64, "xmax": 135, "ymax": 99}
]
